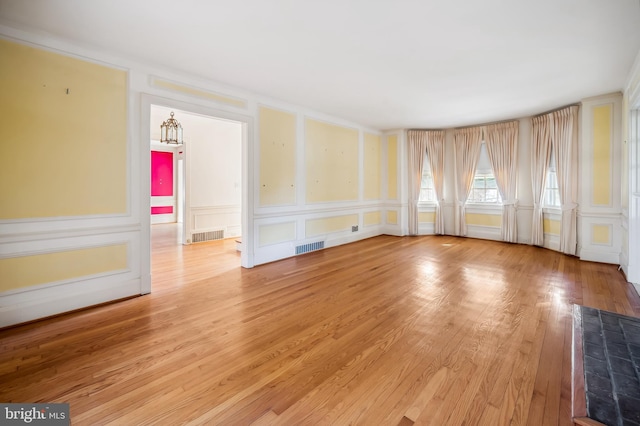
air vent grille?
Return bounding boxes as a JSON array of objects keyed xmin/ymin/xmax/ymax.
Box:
[
  {"xmin": 192, "ymin": 230, "xmax": 224, "ymax": 243},
  {"xmin": 295, "ymin": 241, "xmax": 325, "ymax": 255}
]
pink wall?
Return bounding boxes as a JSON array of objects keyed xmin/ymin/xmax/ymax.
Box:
[
  {"xmin": 151, "ymin": 151, "xmax": 173, "ymax": 196},
  {"xmin": 151, "ymin": 206, "xmax": 173, "ymax": 214},
  {"xmin": 151, "ymin": 151, "xmax": 173, "ymax": 215}
]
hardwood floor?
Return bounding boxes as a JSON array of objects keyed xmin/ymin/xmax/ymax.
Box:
[{"xmin": 1, "ymin": 225, "xmax": 640, "ymax": 425}]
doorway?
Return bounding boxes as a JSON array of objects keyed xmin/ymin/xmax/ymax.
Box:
[{"xmin": 141, "ymin": 95, "xmax": 253, "ymax": 294}]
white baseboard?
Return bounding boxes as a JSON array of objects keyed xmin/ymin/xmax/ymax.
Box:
[
  {"xmin": 543, "ymin": 234, "xmax": 560, "ymax": 252},
  {"xmin": 0, "ymin": 277, "xmax": 141, "ymax": 327},
  {"xmin": 466, "ymin": 225, "xmax": 501, "ymax": 242},
  {"xmin": 579, "ymin": 248, "xmax": 620, "ymax": 265}
]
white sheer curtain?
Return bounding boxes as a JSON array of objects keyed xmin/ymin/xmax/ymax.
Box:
[
  {"xmin": 485, "ymin": 121, "xmax": 519, "ymax": 243},
  {"xmin": 407, "ymin": 130, "xmax": 428, "ymax": 235},
  {"xmin": 530, "ymin": 114, "xmax": 552, "ymax": 246},
  {"xmin": 552, "ymin": 106, "xmax": 579, "ymax": 255},
  {"xmin": 453, "ymin": 126, "xmax": 483, "ymax": 236},
  {"xmin": 425, "ymin": 130, "xmax": 446, "ymax": 234}
]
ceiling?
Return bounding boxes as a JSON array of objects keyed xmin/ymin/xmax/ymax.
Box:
[{"xmin": 1, "ymin": 0, "xmax": 639, "ymax": 130}]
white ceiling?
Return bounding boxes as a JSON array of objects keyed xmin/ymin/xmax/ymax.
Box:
[{"xmin": 1, "ymin": 0, "xmax": 639, "ymax": 130}]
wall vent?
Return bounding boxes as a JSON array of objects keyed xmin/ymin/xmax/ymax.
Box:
[
  {"xmin": 295, "ymin": 241, "xmax": 325, "ymax": 255},
  {"xmin": 192, "ymin": 230, "xmax": 224, "ymax": 243}
]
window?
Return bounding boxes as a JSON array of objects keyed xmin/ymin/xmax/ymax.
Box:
[
  {"xmin": 544, "ymin": 151, "xmax": 560, "ymax": 207},
  {"xmin": 419, "ymin": 155, "xmax": 435, "ymax": 202},
  {"xmin": 469, "ymin": 175, "xmax": 501, "ymax": 203},
  {"xmin": 467, "ymin": 142, "xmax": 501, "ymax": 204}
]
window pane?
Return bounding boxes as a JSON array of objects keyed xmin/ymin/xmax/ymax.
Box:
[
  {"xmin": 473, "ymin": 177, "xmax": 484, "ymax": 189},
  {"xmin": 486, "ymin": 189, "xmax": 499, "ymax": 203},
  {"xmin": 544, "ymin": 170, "xmax": 561, "ymax": 207},
  {"xmin": 486, "ymin": 177, "xmax": 497, "ymax": 189}
]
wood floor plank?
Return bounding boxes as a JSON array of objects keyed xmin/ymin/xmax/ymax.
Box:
[{"xmin": 1, "ymin": 226, "xmax": 639, "ymax": 425}]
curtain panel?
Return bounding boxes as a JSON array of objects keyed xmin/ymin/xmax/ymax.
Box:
[
  {"xmin": 530, "ymin": 114, "xmax": 552, "ymax": 246},
  {"xmin": 453, "ymin": 126, "xmax": 483, "ymax": 236},
  {"xmin": 407, "ymin": 130, "xmax": 429, "ymax": 235},
  {"xmin": 552, "ymin": 105, "xmax": 579, "ymax": 255},
  {"xmin": 425, "ymin": 130, "xmax": 446, "ymax": 234},
  {"xmin": 485, "ymin": 121, "xmax": 519, "ymax": 243}
]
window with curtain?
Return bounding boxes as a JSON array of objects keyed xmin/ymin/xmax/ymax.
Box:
[
  {"xmin": 544, "ymin": 150, "xmax": 560, "ymax": 208},
  {"xmin": 419, "ymin": 153, "xmax": 435, "ymax": 202},
  {"xmin": 467, "ymin": 142, "xmax": 501, "ymax": 204}
]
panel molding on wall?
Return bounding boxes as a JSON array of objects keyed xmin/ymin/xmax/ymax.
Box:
[
  {"xmin": 363, "ymin": 133, "xmax": 382, "ymax": 200},
  {"xmin": 258, "ymin": 105, "xmax": 297, "ymax": 207},
  {"xmin": 305, "ymin": 118, "xmax": 359, "ymax": 203},
  {"xmin": 150, "ymin": 76, "xmax": 247, "ymax": 109},
  {"xmin": 592, "ymin": 103, "xmax": 614, "ymax": 207},
  {"xmin": 252, "ymin": 206, "xmax": 385, "ymax": 265},
  {"xmin": 387, "ymin": 134, "xmax": 399, "ymax": 200},
  {"xmin": 0, "ymin": 37, "xmax": 143, "ymax": 327},
  {"xmin": 190, "ymin": 205, "xmax": 241, "ymax": 240},
  {"xmin": 0, "ymin": 229, "xmax": 141, "ymax": 327},
  {"xmin": 0, "ymin": 38, "xmax": 129, "ymax": 221},
  {"xmin": 258, "ymin": 221, "xmax": 296, "ymax": 247},
  {"xmin": 579, "ymin": 93, "xmax": 623, "ymax": 264}
]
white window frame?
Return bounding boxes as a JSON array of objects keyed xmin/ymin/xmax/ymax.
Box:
[
  {"xmin": 468, "ymin": 174, "xmax": 502, "ymax": 204},
  {"xmin": 544, "ymin": 150, "xmax": 561, "ymax": 209},
  {"xmin": 467, "ymin": 142, "xmax": 501, "ymax": 205},
  {"xmin": 418, "ymin": 153, "xmax": 436, "ymax": 203}
]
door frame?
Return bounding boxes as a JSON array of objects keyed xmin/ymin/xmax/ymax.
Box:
[{"xmin": 140, "ymin": 94, "xmax": 254, "ymax": 293}]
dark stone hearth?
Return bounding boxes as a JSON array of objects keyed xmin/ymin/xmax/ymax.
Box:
[{"xmin": 580, "ymin": 306, "xmax": 640, "ymax": 426}]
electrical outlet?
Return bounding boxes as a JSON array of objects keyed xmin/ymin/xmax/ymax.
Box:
[{"xmin": 352, "ymin": 225, "xmax": 358, "ymax": 232}]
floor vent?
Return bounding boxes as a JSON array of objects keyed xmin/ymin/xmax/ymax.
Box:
[
  {"xmin": 192, "ymin": 230, "xmax": 224, "ymax": 243},
  {"xmin": 295, "ymin": 241, "xmax": 325, "ymax": 255}
]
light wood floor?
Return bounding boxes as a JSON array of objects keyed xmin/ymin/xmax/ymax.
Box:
[{"xmin": 2, "ymin": 225, "xmax": 640, "ymax": 425}]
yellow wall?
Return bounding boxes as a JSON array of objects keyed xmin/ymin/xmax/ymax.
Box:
[
  {"xmin": 593, "ymin": 104, "xmax": 612, "ymax": 206},
  {"xmin": 258, "ymin": 222, "xmax": 296, "ymax": 246},
  {"xmin": 151, "ymin": 77, "xmax": 246, "ymax": 108},
  {"xmin": 0, "ymin": 38, "xmax": 127, "ymax": 219},
  {"xmin": 543, "ymin": 218, "xmax": 561, "ymax": 235},
  {"xmin": 387, "ymin": 210, "xmax": 398, "ymax": 225},
  {"xmin": 364, "ymin": 133, "xmax": 382, "ymax": 200},
  {"xmin": 306, "ymin": 214, "xmax": 358, "ymax": 237},
  {"xmin": 419, "ymin": 212, "xmax": 436, "ymax": 223},
  {"xmin": 0, "ymin": 244, "xmax": 128, "ymax": 292},
  {"xmin": 259, "ymin": 106, "xmax": 297, "ymax": 206},
  {"xmin": 364, "ymin": 211, "xmax": 381, "ymax": 226},
  {"xmin": 465, "ymin": 213, "xmax": 501, "ymax": 227},
  {"xmin": 305, "ymin": 118, "xmax": 359, "ymax": 203},
  {"xmin": 387, "ymin": 135, "xmax": 398, "ymax": 199},
  {"xmin": 592, "ymin": 225, "xmax": 610, "ymax": 245}
]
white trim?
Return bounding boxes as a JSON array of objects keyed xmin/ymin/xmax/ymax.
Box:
[
  {"xmin": 579, "ymin": 249, "xmax": 619, "ymax": 264},
  {"xmin": 0, "ymin": 278, "xmax": 141, "ymax": 328},
  {"xmin": 0, "ymin": 224, "xmax": 141, "ymax": 244},
  {"xmin": 543, "ymin": 233, "xmax": 561, "ymax": 252},
  {"xmin": 466, "ymin": 224, "xmax": 501, "ymax": 241},
  {"xmin": 140, "ymin": 93, "xmax": 254, "ymax": 269}
]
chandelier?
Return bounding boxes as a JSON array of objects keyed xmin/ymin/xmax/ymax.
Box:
[{"xmin": 160, "ymin": 112, "xmax": 183, "ymax": 145}]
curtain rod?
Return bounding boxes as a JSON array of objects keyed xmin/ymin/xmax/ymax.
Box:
[
  {"xmin": 408, "ymin": 102, "xmax": 581, "ymax": 132},
  {"xmin": 408, "ymin": 117, "xmax": 518, "ymax": 132},
  {"xmin": 532, "ymin": 103, "xmax": 580, "ymax": 118},
  {"xmin": 406, "ymin": 128, "xmax": 446, "ymax": 132},
  {"xmin": 451, "ymin": 117, "xmax": 519, "ymax": 130}
]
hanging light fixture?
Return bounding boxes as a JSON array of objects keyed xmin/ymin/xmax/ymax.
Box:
[{"xmin": 160, "ymin": 111, "xmax": 183, "ymax": 145}]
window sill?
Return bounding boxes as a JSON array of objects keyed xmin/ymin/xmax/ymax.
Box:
[
  {"xmin": 543, "ymin": 207, "xmax": 561, "ymax": 215},
  {"xmin": 417, "ymin": 201, "xmax": 437, "ymax": 208},
  {"xmin": 465, "ymin": 203, "xmax": 502, "ymax": 211}
]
